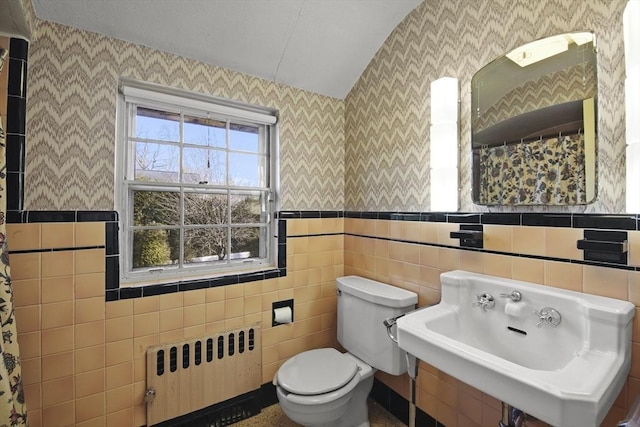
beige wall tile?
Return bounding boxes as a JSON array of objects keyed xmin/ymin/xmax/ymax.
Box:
[
  {"xmin": 106, "ymin": 384, "xmax": 133, "ymax": 414},
  {"xmin": 483, "ymin": 225, "xmax": 513, "ymax": 253},
  {"xmin": 12, "ymin": 279, "xmax": 41, "ymax": 306},
  {"xmin": 10, "ymin": 253, "xmax": 41, "ymax": 280},
  {"xmin": 42, "ymin": 326, "xmax": 74, "ymax": 355},
  {"xmin": 106, "ymin": 339, "xmax": 133, "ymax": 367},
  {"xmin": 42, "ymin": 401, "xmax": 75, "ymax": 427},
  {"xmin": 437, "ymin": 223, "xmax": 459, "ymax": 246},
  {"xmin": 41, "ymin": 223, "xmax": 75, "ymax": 249},
  {"xmin": 106, "ymin": 407, "xmax": 134, "ymax": 427},
  {"xmin": 75, "ymin": 345, "xmax": 105, "ymax": 374},
  {"xmin": 105, "ymin": 362, "xmax": 133, "ymax": 391},
  {"xmin": 544, "ymin": 261, "xmax": 583, "ymax": 292},
  {"xmin": 630, "ymin": 272, "xmax": 640, "ymax": 306},
  {"xmin": 159, "ymin": 293, "xmax": 183, "ymax": 310},
  {"xmin": 438, "ymin": 248, "xmax": 460, "ymax": 271},
  {"xmin": 76, "ymin": 297, "xmax": 105, "ymax": 323},
  {"xmin": 18, "ymin": 331, "xmax": 41, "ymax": 359},
  {"xmin": 42, "ymin": 376, "xmax": 74, "ymax": 408},
  {"xmin": 76, "ymin": 222, "xmax": 106, "ymax": 247},
  {"xmin": 75, "ymin": 321, "xmax": 105, "ymax": 348},
  {"xmin": 6, "ymin": 223, "xmax": 41, "ymax": 251},
  {"xmin": 76, "ymin": 392, "xmax": 105, "ymax": 423},
  {"xmin": 482, "ymin": 253, "xmax": 512, "ymax": 278},
  {"xmin": 76, "ymin": 369, "xmax": 105, "ymax": 398},
  {"xmin": 75, "ymin": 273, "xmax": 105, "ymax": 299},
  {"xmin": 545, "ymin": 227, "xmax": 582, "ymax": 260},
  {"xmin": 15, "ymin": 305, "xmax": 41, "ymax": 334},
  {"xmin": 42, "ymin": 251, "xmax": 74, "ymax": 278},
  {"xmin": 183, "ymin": 288, "xmax": 206, "ymax": 306},
  {"xmin": 42, "ymin": 351, "xmax": 73, "ymax": 381},
  {"xmin": 106, "ymin": 316, "xmax": 133, "ymax": 343},
  {"xmin": 41, "ymin": 276, "xmax": 74, "ymax": 303},
  {"xmin": 583, "ymin": 265, "xmax": 629, "ymax": 300},
  {"xmin": 133, "ymin": 296, "xmax": 159, "ymax": 314},
  {"xmin": 42, "ymin": 301, "xmax": 74, "ymax": 329},
  {"xmin": 24, "ymin": 383, "xmax": 42, "ymax": 411},
  {"xmin": 75, "ymin": 249, "xmax": 106, "ymax": 274},
  {"xmin": 459, "ymin": 250, "xmax": 483, "ymax": 274},
  {"xmin": 22, "ymin": 357, "xmax": 42, "ymax": 385},
  {"xmin": 133, "ymin": 312, "xmax": 159, "ymax": 337},
  {"xmin": 512, "ymin": 226, "xmax": 545, "ymax": 257},
  {"xmin": 511, "ymin": 257, "xmax": 544, "ymax": 284},
  {"xmin": 106, "ymin": 300, "xmax": 133, "ymax": 319},
  {"xmin": 159, "ymin": 308, "xmax": 183, "ymax": 332},
  {"xmin": 184, "ymin": 304, "xmax": 206, "ymax": 326}
]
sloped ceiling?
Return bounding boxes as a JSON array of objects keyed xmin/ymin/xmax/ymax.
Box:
[{"xmin": 30, "ymin": 0, "xmax": 424, "ymax": 99}]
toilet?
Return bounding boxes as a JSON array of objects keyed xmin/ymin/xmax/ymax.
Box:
[{"xmin": 274, "ymin": 275, "xmax": 418, "ymax": 427}]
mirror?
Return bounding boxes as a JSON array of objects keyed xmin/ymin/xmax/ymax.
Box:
[{"xmin": 471, "ymin": 32, "xmax": 597, "ymax": 205}]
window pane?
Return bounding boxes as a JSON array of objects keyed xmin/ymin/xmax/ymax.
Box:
[
  {"xmin": 184, "ymin": 192, "xmax": 228, "ymax": 225},
  {"xmin": 184, "ymin": 228, "xmax": 227, "ymax": 265},
  {"xmin": 183, "ymin": 147, "xmax": 226, "ymax": 185},
  {"xmin": 229, "ymin": 153, "xmax": 263, "ymax": 187},
  {"xmin": 231, "ymin": 227, "xmax": 261, "ymax": 259},
  {"xmin": 135, "ymin": 107, "xmax": 180, "ymax": 142},
  {"xmin": 230, "ymin": 124, "xmax": 259, "ymax": 152},
  {"xmin": 184, "ymin": 116, "xmax": 226, "ymax": 148},
  {"xmin": 132, "ymin": 229, "xmax": 174, "ymax": 268},
  {"xmin": 133, "ymin": 190, "xmax": 180, "ymax": 225},
  {"xmin": 230, "ymin": 193, "xmax": 263, "ymax": 224},
  {"xmin": 134, "ymin": 141, "xmax": 180, "ymax": 182}
]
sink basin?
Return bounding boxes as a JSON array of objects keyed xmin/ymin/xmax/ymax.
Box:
[{"xmin": 396, "ymin": 270, "xmax": 635, "ymax": 427}]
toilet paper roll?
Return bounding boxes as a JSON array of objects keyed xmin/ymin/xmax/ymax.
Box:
[{"xmin": 274, "ymin": 306, "xmax": 293, "ymax": 324}]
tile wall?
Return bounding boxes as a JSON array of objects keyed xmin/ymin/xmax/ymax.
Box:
[
  {"xmin": 8, "ymin": 217, "xmax": 344, "ymax": 427},
  {"xmin": 343, "ymin": 216, "xmax": 640, "ymax": 427}
]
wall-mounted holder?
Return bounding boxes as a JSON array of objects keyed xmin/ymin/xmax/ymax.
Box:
[
  {"xmin": 272, "ymin": 299, "xmax": 294, "ymax": 326},
  {"xmin": 450, "ymin": 224, "xmax": 483, "ymax": 248},
  {"xmin": 577, "ymin": 230, "xmax": 628, "ymax": 265}
]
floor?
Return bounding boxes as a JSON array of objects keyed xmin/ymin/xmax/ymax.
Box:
[{"xmin": 233, "ymin": 399, "xmax": 406, "ymax": 427}]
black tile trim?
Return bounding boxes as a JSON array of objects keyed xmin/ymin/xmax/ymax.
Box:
[
  {"xmin": 9, "ymin": 38, "xmax": 28, "ymax": 61},
  {"xmin": 370, "ymin": 378, "xmax": 411, "ymax": 426},
  {"xmin": 8, "ymin": 210, "xmax": 120, "ymax": 223},
  {"xmin": 10, "ymin": 245, "xmax": 105, "ymax": 255},
  {"xmin": 573, "ymin": 214, "xmax": 637, "ymax": 230},
  {"xmin": 12, "ymin": 210, "xmax": 640, "ymax": 231}
]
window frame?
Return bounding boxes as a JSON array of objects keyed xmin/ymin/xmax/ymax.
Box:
[{"xmin": 115, "ymin": 79, "xmax": 279, "ymax": 285}]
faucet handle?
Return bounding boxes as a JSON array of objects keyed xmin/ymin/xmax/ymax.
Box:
[
  {"xmin": 534, "ymin": 307, "xmax": 561, "ymax": 328},
  {"xmin": 472, "ymin": 293, "xmax": 495, "ymax": 312},
  {"xmin": 499, "ymin": 290, "xmax": 522, "ymax": 301}
]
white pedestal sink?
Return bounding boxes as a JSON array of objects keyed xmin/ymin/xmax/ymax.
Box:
[{"xmin": 396, "ymin": 270, "xmax": 635, "ymax": 427}]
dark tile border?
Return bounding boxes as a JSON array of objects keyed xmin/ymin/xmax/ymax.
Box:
[
  {"xmin": 9, "ymin": 210, "xmax": 640, "ymax": 302},
  {"xmin": 5, "ymin": 38, "xmax": 28, "ymax": 217}
]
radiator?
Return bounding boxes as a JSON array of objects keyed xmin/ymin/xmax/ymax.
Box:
[{"xmin": 145, "ymin": 326, "xmax": 262, "ymax": 426}]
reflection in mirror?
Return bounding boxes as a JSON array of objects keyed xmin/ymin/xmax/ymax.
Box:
[{"xmin": 471, "ymin": 32, "xmax": 597, "ymax": 206}]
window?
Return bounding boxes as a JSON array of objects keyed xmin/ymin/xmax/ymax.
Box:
[{"xmin": 116, "ymin": 81, "xmax": 278, "ymax": 283}]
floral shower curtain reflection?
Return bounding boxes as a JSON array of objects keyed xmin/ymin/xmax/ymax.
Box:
[
  {"xmin": 0, "ymin": 47, "xmax": 27, "ymax": 425},
  {"xmin": 479, "ymin": 133, "xmax": 586, "ymax": 205}
]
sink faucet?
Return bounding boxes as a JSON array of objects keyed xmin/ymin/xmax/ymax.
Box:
[
  {"xmin": 500, "ymin": 290, "xmax": 522, "ymax": 302},
  {"xmin": 473, "ymin": 293, "xmax": 495, "ymax": 312}
]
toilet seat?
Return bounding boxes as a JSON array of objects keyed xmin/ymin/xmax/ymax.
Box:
[{"xmin": 276, "ymin": 348, "xmax": 358, "ymax": 395}]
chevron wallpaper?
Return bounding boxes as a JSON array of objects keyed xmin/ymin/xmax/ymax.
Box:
[
  {"xmin": 345, "ymin": 0, "xmax": 627, "ymax": 213},
  {"xmin": 23, "ymin": 11, "xmax": 344, "ymax": 211}
]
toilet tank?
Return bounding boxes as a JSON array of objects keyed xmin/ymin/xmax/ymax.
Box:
[{"xmin": 336, "ymin": 276, "xmax": 417, "ymax": 375}]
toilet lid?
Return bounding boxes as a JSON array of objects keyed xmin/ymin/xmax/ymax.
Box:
[{"xmin": 277, "ymin": 348, "xmax": 358, "ymax": 395}]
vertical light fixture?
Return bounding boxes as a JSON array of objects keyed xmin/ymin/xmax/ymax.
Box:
[
  {"xmin": 625, "ymin": 0, "xmax": 640, "ymax": 212},
  {"xmin": 430, "ymin": 77, "xmax": 459, "ymax": 211}
]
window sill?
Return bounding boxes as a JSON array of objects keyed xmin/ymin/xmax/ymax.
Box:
[{"xmin": 120, "ymin": 264, "xmax": 280, "ymax": 289}]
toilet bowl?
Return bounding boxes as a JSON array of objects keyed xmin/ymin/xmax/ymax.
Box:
[
  {"xmin": 274, "ymin": 276, "xmax": 418, "ymax": 427},
  {"xmin": 275, "ymin": 348, "xmax": 374, "ymax": 427}
]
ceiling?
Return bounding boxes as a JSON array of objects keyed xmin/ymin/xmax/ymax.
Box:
[{"xmin": 29, "ymin": 0, "xmax": 423, "ymax": 99}]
